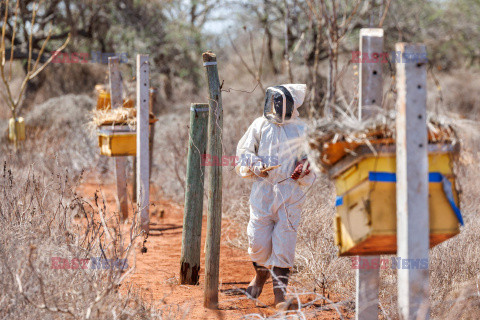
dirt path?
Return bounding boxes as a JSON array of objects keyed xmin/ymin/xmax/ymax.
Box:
[{"xmin": 78, "ymin": 175, "xmax": 349, "ymax": 319}]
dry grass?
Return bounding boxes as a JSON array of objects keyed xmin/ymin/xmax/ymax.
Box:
[
  {"xmin": 0, "ymin": 160, "xmax": 194, "ymax": 319},
  {"xmin": 90, "ymin": 107, "xmax": 137, "ymax": 131},
  {"xmin": 0, "ymin": 93, "xmax": 194, "ymax": 319}
]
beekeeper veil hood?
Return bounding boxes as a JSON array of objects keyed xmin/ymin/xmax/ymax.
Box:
[{"xmin": 263, "ymin": 84, "xmax": 307, "ymax": 124}]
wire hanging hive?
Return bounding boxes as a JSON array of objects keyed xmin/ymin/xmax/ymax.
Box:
[{"xmin": 307, "ymin": 110, "xmax": 463, "ymax": 256}]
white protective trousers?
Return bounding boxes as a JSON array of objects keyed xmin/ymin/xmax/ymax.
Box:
[{"xmin": 236, "ymin": 115, "xmax": 315, "ymax": 269}]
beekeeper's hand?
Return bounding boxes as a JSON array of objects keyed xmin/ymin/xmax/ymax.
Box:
[
  {"xmin": 252, "ymin": 163, "xmax": 268, "ymax": 178},
  {"xmin": 291, "ymin": 159, "xmax": 310, "ymax": 180}
]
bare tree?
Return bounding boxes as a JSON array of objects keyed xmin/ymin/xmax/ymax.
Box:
[
  {"xmin": 0, "ymin": 0, "xmax": 70, "ymax": 148},
  {"xmin": 232, "ymin": 0, "xmax": 366, "ymax": 117},
  {"xmin": 304, "ymin": 0, "xmax": 361, "ymax": 118}
]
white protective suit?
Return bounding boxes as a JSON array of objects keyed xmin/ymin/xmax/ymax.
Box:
[{"xmin": 235, "ymin": 84, "xmax": 315, "ymax": 269}]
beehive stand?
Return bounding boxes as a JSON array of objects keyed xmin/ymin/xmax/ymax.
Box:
[
  {"xmin": 355, "ymin": 28, "xmax": 383, "ymax": 320},
  {"xmin": 396, "ymin": 43, "xmax": 430, "ymax": 319},
  {"xmin": 136, "ymin": 54, "xmax": 150, "ymax": 234},
  {"xmin": 108, "ymin": 57, "xmax": 129, "ymax": 220}
]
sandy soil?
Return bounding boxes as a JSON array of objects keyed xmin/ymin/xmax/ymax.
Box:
[{"xmin": 78, "ymin": 175, "xmax": 349, "ymax": 319}]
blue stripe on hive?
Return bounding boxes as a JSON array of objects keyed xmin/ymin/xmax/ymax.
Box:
[
  {"xmin": 335, "ymin": 196, "xmax": 343, "ymax": 207},
  {"xmin": 368, "ymin": 172, "xmax": 443, "ymax": 183}
]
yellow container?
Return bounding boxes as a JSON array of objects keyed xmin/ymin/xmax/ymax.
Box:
[
  {"xmin": 96, "ymin": 91, "xmax": 111, "ymax": 110},
  {"xmin": 96, "ymin": 90, "xmax": 135, "ymax": 110},
  {"xmin": 8, "ymin": 117, "xmax": 26, "ymax": 142},
  {"xmin": 334, "ymin": 152, "xmax": 462, "ymax": 256},
  {"xmin": 98, "ymin": 127, "xmax": 136, "ymax": 156}
]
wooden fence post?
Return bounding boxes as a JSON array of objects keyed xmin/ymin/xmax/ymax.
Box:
[
  {"xmin": 136, "ymin": 54, "xmax": 150, "ymax": 234},
  {"xmin": 355, "ymin": 28, "xmax": 383, "ymax": 320},
  {"xmin": 358, "ymin": 28, "xmax": 384, "ymax": 120},
  {"xmin": 180, "ymin": 103, "xmax": 209, "ymax": 285},
  {"xmin": 395, "ymin": 43, "xmax": 429, "ymax": 319},
  {"xmin": 108, "ymin": 57, "xmax": 129, "ymax": 220},
  {"xmin": 202, "ymin": 51, "xmax": 223, "ymax": 309}
]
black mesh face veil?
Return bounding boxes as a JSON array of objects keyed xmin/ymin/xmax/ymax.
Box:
[{"xmin": 263, "ymin": 86, "xmax": 294, "ymax": 124}]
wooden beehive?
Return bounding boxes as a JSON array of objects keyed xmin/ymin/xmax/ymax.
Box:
[
  {"xmin": 331, "ymin": 143, "xmax": 462, "ymax": 256},
  {"xmin": 98, "ymin": 127, "xmax": 136, "ymax": 157}
]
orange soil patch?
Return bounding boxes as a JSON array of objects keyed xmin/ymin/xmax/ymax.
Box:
[{"xmin": 77, "ymin": 174, "xmax": 350, "ymax": 319}]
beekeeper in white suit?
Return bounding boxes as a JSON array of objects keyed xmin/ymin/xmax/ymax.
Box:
[{"xmin": 235, "ymin": 84, "xmax": 315, "ymax": 310}]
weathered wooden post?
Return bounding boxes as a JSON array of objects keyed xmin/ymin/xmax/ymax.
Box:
[
  {"xmin": 180, "ymin": 103, "xmax": 209, "ymax": 285},
  {"xmin": 395, "ymin": 43, "xmax": 429, "ymax": 319},
  {"xmin": 202, "ymin": 51, "xmax": 223, "ymax": 309},
  {"xmin": 358, "ymin": 28, "xmax": 384, "ymax": 120},
  {"xmin": 355, "ymin": 28, "xmax": 383, "ymax": 320},
  {"xmin": 137, "ymin": 54, "xmax": 150, "ymax": 234},
  {"xmin": 109, "ymin": 57, "xmax": 129, "ymax": 220}
]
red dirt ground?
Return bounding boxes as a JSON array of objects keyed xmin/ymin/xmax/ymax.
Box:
[{"xmin": 77, "ymin": 174, "xmax": 350, "ymax": 319}]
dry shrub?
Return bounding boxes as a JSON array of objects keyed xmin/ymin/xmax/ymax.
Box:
[
  {"xmin": 0, "ymin": 161, "xmax": 189, "ymax": 319},
  {"xmin": 0, "ymin": 94, "xmax": 109, "ymax": 179},
  {"xmin": 150, "ymin": 112, "xmax": 189, "ymax": 201},
  {"xmin": 0, "ymin": 92, "xmax": 195, "ymax": 319},
  {"xmin": 294, "ymin": 179, "xmax": 355, "ymax": 299},
  {"xmin": 427, "ymin": 120, "xmax": 480, "ymax": 319},
  {"xmin": 434, "ymin": 69, "xmax": 480, "ymax": 120},
  {"xmin": 22, "ymin": 63, "xmax": 107, "ymax": 112}
]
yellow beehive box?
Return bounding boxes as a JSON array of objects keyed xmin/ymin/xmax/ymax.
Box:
[
  {"xmin": 98, "ymin": 127, "xmax": 136, "ymax": 156},
  {"xmin": 8, "ymin": 117, "xmax": 26, "ymax": 142},
  {"xmin": 333, "ymin": 151, "xmax": 462, "ymax": 256}
]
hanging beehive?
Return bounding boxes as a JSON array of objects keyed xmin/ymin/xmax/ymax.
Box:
[
  {"xmin": 8, "ymin": 117, "xmax": 26, "ymax": 142},
  {"xmin": 95, "ymin": 114, "xmax": 157, "ymax": 157},
  {"xmin": 331, "ymin": 143, "xmax": 462, "ymax": 256},
  {"xmin": 98, "ymin": 127, "xmax": 136, "ymax": 157},
  {"xmin": 92, "ymin": 86, "xmax": 157, "ymax": 157},
  {"xmin": 307, "ymin": 114, "xmax": 462, "ymax": 256}
]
